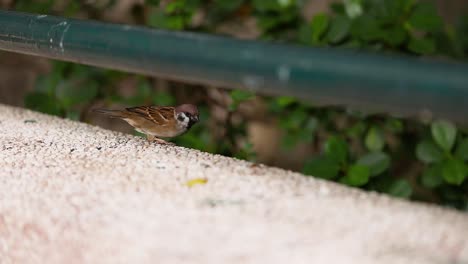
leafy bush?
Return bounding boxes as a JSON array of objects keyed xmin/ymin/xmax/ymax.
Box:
[{"xmin": 15, "ymin": 0, "xmax": 468, "ymax": 210}]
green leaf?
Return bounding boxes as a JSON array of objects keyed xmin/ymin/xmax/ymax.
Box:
[
  {"xmin": 298, "ymin": 24, "xmax": 314, "ymax": 45},
  {"xmin": 387, "ymin": 179, "xmax": 412, "ymax": 198},
  {"xmin": 257, "ymin": 14, "xmax": 281, "ymax": 31},
  {"xmin": 264, "ymin": 7, "xmax": 301, "ymax": 36},
  {"xmin": 384, "ymin": 118, "xmax": 404, "ymax": 133},
  {"xmin": 229, "ymin": 89, "xmax": 255, "ymax": 110},
  {"xmin": 421, "ymin": 164, "xmax": 444, "ymax": 188},
  {"xmin": 382, "ymin": 25, "xmax": 407, "ymax": 47},
  {"xmin": 277, "ymin": 0, "xmax": 294, "ymax": 8},
  {"xmin": 455, "ymin": 138, "xmax": 468, "ymax": 161},
  {"xmin": 303, "ymin": 156, "xmax": 341, "ymax": 180},
  {"xmin": 279, "ymin": 108, "xmax": 308, "ymax": 129},
  {"xmin": 324, "ymin": 136, "xmax": 348, "ymax": 164},
  {"xmin": 431, "ymin": 120, "xmax": 457, "ymax": 152},
  {"xmin": 276, "ymin": 96, "xmax": 296, "ymax": 107},
  {"xmin": 408, "ymin": 36, "xmax": 436, "ymax": 55},
  {"xmin": 416, "ymin": 140, "xmax": 443, "ymax": 163},
  {"xmin": 326, "ymin": 15, "xmax": 351, "ymax": 44},
  {"xmin": 365, "ymin": 126, "xmax": 385, "ymax": 151},
  {"xmin": 147, "ymin": 11, "xmax": 186, "ymax": 30},
  {"xmin": 357, "ymin": 152, "xmax": 390, "ymax": 176},
  {"xmin": 442, "ymin": 158, "xmax": 467, "ymax": 185},
  {"xmin": 310, "ymin": 13, "xmax": 329, "ymax": 43},
  {"xmin": 346, "ymin": 121, "xmax": 367, "ymax": 138},
  {"xmin": 370, "ymin": 0, "xmax": 410, "ymax": 22},
  {"xmin": 344, "ymin": 0, "xmax": 363, "ymax": 18},
  {"xmin": 165, "ymin": 0, "xmax": 186, "ymax": 13},
  {"xmin": 342, "ymin": 164, "xmax": 370, "ymax": 187},
  {"xmin": 230, "ymin": 89, "xmax": 255, "ymax": 102},
  {"xmin": 25, "ymin": 92, "xmax": 62, "ymax": 116},
  {"xmin": 350, "ymin": 15, "xmax": 383, "ymax": 41},
  {"xmin": 408, "ymin": 2, "xmax": 444, "ymax": 32}
]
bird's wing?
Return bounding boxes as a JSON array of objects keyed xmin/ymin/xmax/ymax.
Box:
[{"xmin": 125, "ymin": 106, "xmax": 175, "ymax": 126}]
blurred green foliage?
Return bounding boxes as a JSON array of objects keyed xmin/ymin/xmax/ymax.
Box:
[{"xmin": 15, "ymin": 0, "xmax": 468, "ymax": 210}]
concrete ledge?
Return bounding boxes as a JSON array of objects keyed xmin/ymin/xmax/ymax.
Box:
[{"xmin": 0, "ymin": 104, "xmax": 467, "ymax": 264}]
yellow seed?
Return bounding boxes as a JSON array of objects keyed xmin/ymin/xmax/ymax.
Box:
[{"xmin": 186, "ymin": 178, "xmax": 208, "ymax": 187}]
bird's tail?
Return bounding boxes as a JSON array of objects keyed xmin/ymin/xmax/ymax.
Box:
[{"xmin": 92, "ymin": 108, "xmax": 126, "ymax": 118}]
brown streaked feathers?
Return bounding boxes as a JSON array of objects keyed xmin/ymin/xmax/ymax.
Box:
[{"xmin": 126, "ymin": 106, "xmax": 174, "ymax": 126}]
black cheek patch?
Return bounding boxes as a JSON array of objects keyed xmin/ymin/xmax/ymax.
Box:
[{"xmin": 187, "ymin": 119, "xmax": 197, "ymax": 129}]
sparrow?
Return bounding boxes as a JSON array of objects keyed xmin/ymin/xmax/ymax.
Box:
[{"xmin": 93, "ymin": 104, "xmax": 199, "ymax": 144}]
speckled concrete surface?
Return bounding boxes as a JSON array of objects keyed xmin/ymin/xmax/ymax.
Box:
[{"xmin": 0, "ymin": 103, "xmax": 467, "ymax": 264}]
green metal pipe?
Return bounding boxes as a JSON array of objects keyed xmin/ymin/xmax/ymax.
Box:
[{"xmin": 0, "ymin": 10, "xmax": 467, "ymax": 122}]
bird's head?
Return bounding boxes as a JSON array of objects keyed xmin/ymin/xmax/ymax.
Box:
[{"xmin": 175, "ymin": 104, "xmax": 199, "ymax": 129}]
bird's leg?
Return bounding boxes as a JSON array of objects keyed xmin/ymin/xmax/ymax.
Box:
[
  {"xmin": 154, "ymin": 138, "xmax": 175, "ymax": 145},
  {"xmin": 146, "ymin": 134, "xmax": 155, "ymax": 141},
  {"xmin": 146, "ymin": 134, "xmax": 174, "ymax": 145}
]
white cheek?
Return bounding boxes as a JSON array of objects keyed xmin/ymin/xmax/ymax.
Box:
[{"xmin": 177, "ymin": 113, "xmax": 189, "ymax": 128}]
